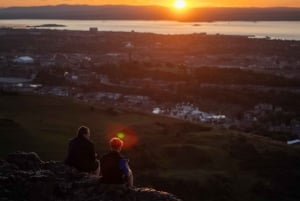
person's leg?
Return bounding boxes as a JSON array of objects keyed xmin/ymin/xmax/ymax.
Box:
[
  {"xmin": 91, "ymin": 159, "xmax": 100, "ymax": 176},
  {"xmin": 95, "ymin": 159, "xmax": 100, "ymax": 176},
  {"xmin": 127, "ymin": 169, "xmax": 133, "ymax": 187}
]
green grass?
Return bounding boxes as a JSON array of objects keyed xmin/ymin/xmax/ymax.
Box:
[
  {"xmin": 1, "ymin": 94, "xmax": 300, "ymax": 201},
  {"xmin": 0, "ymin": 94, "xmax": 169, "ymax": 158}
]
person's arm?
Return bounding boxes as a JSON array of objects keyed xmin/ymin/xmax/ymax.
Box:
[
  {"xmin": 88, "ymin": 142, "xmax": 97, "ymax": 161},
  {"xmin": 119, "ymin": 158, "xmax": 133, "ymax": 186},
  {"xmin": 119, "ymin": 158, "xmax": 129, "ymax": 176}
]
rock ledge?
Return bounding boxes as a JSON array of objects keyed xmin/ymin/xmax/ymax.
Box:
[{"xmin": 0, "ymin": 152, "xmax": 182, "ymax": 201}]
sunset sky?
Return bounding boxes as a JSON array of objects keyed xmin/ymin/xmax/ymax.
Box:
[{"xmin": 0, "ymin": 0, "xmax": 300, "ymax": 8}]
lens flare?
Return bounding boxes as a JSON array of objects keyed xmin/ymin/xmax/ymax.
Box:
[
  {"xmin": 106, "ymin": 123, "xmax": 138, "ymax": 149},
  {"xmin": 117, "ymin": 132, "xmax": 125, "ymax": 139}
]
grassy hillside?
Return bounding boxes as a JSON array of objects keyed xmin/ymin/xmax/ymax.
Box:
[{"xmin": 0, "ymin": 94, "xmax": 300, "ymax": 201}]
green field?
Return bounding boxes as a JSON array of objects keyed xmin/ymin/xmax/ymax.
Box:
[{"xmin": 1, "ymin": 94, "xmax": 300, "ymax": 201}]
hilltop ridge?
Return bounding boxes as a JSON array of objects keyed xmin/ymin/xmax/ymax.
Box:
[{"xmin": 0, "ymin": 94, "xmax": 300, "ymax": 201}]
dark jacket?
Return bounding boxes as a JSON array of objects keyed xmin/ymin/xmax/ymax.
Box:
[
  {"xmin": 65, "ymin": 136, "xmax": 98, "ymax": 172},
  {"xmin": 100, "ymin": 151, "xmax": 128, "ymax": 184}
]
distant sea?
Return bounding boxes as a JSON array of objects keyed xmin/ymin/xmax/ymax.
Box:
[{"xmin": 1, "ymin": 19, "xmax": 300, "ymax": 41}]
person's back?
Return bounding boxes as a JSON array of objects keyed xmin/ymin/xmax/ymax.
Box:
[
  {"xmin": 100, "ymin": 150, "xmax": 126, "ymax": 184},
  {"xmin": 65, "ymin": 126, "xmax": 99, "ymax": 174},
  {"xmin": 100, "ymin": 137, "xmax": 133, "ymax": 186}
]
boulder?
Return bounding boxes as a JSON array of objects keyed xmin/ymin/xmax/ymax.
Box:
[{"xmin": 5, "ymin": 152, "xmax": 42, "ymax": 171}]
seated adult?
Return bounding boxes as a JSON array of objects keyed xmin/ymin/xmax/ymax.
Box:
[
  {"xmin": 100, "ymin": 137, "xmax": 133, "ymax": 186},
  {"xmin": 65, "ymin": 126, "xmax": 100, "ymax": 176}
]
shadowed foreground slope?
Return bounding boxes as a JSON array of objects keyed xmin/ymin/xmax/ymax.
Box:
[
  {"xmin": 1, "ymin": 95, "xmax": 300, "ymax": 201},
  {"xmin": 0, "ymin": 152, "xmax": 182, "ymax": 201}
]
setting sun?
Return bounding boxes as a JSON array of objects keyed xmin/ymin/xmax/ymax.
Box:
[{"xmin": 174, "ymin": 0, "xmax": 187, "ymax": 9}]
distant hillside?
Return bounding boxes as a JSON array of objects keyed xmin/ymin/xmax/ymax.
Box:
[{"xmin": 0, "ymin": 5, "xmax": 300, "ymax": 21}]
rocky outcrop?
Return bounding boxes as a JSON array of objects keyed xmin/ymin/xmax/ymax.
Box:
[{"xmin": 0, "ymin": 152, "xmax": 181, "ymax": 201}]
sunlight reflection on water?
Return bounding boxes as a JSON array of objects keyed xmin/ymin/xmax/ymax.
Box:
[{"xmin": 0, "ymin": 20, "xmax": 300, "ymax": 40}]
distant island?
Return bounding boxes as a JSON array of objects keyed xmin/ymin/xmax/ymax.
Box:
[
  {"xmin": 0, "ymin": 5, "xmax": 300, "ymax": 21},
  {"xmin": 27, "ymin": 24, "xmax": 67, "ymax": 28}
]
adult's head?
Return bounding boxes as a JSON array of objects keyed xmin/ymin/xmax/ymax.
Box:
[
  {"xmin": 110, "ymin": 137, "xmax": 124, "ymax": 152},
  {"xmin": 77, "ymin": 126, "xmax": 90, "ymax": 139}
]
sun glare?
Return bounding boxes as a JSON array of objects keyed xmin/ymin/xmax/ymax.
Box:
[{"xmin": 174, "ymin": 0, "xmax": 187, "ymax": 9}]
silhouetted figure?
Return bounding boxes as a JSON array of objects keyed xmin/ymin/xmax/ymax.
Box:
[
  {"xmin": 65, "ymin": 126, "xmax": 100, "ymax": 176},
  {"xmin": 100, "ymin": 137, "xmax": 133, "ymax": 186}
]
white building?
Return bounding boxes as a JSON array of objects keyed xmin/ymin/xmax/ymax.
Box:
[{"xmin": 13, "ymin": 56, "xmax": 34, "ymax": 64}]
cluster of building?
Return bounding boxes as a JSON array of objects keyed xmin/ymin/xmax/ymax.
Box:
[
  {"xmin": 153, "ymin": 103, "xmax": 226, "ymax": 123},
  {"xmin": 235, "ymin": 103, "xmax": 300, "ymax": 144},
  {"xmin": 184, "ymin": 55, "xmax": 300, "ymax": 71},
  {"xmin": 1, "ymin": 29, "xmax": 300, "ymax": 144},
  {"xmin": 78, "ymin": 92, "xmax": 154, "ymax": 109}
]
